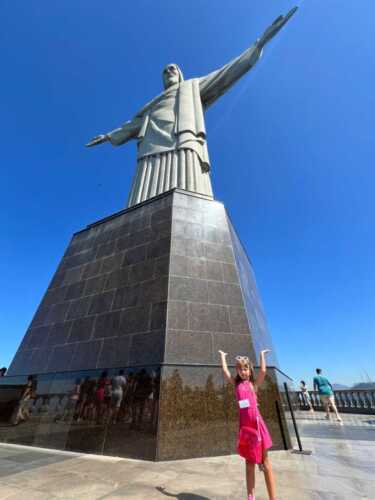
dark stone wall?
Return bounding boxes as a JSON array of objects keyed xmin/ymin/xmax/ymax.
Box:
[
  {"xmin": 9, "ymin": 190, "xmax": 276, "ymax": 377},
  {"xmin": 8, "ymin": 195, "xmax": 172, "ymax": 376},
  {"xmin": 165, "ymin": 192, "xmax": 256, "ymax": 366}
]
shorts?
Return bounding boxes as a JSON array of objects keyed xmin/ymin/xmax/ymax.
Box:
[
  {"xmin": 320, "ymin": 395, "xmax": 335, "ymax": 404},
  {"xmin": 112, "ymin": 391, "xmax": 123, "ymax": 408},
  {"xmin": 302, "ymin": 392, "xmax": 311, "ymax": 403}
]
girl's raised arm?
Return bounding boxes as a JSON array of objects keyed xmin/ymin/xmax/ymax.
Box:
[
  {"xmin": 255, "ymin": 349, "xmax": 271, "ymax": 388},
  {"xmin": 218, "ymin": 350, "xmax": 235, "ymax": 384}
]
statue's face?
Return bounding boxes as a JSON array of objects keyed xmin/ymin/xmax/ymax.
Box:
[{"xmin": 162, "ymin": 64, "xmax": 180, "ymax": 88}]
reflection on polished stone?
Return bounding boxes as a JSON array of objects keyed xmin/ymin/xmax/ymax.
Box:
[
  {"xmin": 158, "ymin": 366, "xmax": 233, "ymax": 460},
  {"xmin": 157, "ymin": 365, "xmax": 291, "ymax": 460},
  {"xmin": 0, "ymin": 366, "xmax": 160, "ymax": 460},
  {"xmin": 0, "ymin": 364, "xmax": 291, "ymax": 461}
]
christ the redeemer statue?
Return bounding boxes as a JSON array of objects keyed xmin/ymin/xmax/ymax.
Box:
[{"xmin": 87, "ymin": 8, "xmax": 297, "ymax": 207}]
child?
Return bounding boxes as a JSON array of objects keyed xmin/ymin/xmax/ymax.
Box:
[
  {"xmin": 219, "ymin": 349, "xmax": 276, "ymax": 500},
  {"xmin": 300, "ymin": 380, "xmax": 314, "ymax": 413}
]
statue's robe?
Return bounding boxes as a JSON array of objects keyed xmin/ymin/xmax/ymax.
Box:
[{"xmin": 108, "ymin": 43, "xmax": 262, "ymax": 207}]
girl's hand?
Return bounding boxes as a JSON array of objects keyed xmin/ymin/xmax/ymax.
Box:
[
  {"xmin": 261, "ymin": 349, "xmax": 271, "ymax": 355},
  {"xmin": 218, "ymin": 350, "xmax": 228, "ymax": 357}
]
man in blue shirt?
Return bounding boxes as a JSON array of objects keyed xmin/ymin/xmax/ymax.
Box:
[{"xmin": 313, "ymin": 368, "xmax": 342, "ymax": 422}]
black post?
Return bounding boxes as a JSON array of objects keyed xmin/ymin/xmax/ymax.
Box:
[
  {"xmin": 275, "ymin": 400, "xmax": 288, "ymax": 450},
  {"xmin": 283, "ymin": 382, "xmax": 312, "ymax": 455}
]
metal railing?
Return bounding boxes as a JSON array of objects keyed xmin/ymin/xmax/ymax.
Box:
[{"xmin": 297, "ymin": 389, "xmax": 375, "ymax": 414}]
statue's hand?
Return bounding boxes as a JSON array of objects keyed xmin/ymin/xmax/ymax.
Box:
[
  {"xmin": 85, "ymin": 134, "xmax": 109, "ymax": 147},
  {"xmin": 257, "ymin": 6, "xmax": 298, "ymax": 50}
]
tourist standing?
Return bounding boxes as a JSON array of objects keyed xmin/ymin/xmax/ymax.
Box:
[
  {"xmin": 313, "ymin": 369, "xmax": 342, "ymax": 422},
  {"xmin": 219, "ymin": 349, "xmax": 276, "ymax": 500},
  {"xmin": 62, "ymin": 378, "xmax": 81, "ymax": 422},
  {"xmin": 300, "ymin": 380, "xmax": 314, "ymax": 412},
  {"xmin": 111, "ymin": 369, "xmax": 127, "ymax": 424},
  {"xmin": 95, "ymin": 371, "xmax": 112, "ymax": 424},
  {"xmin": 131, "ymin": 369, "xmax": 152, "ymax": 430},
  {"xmin": 14, "ymin": 375, "xmax": 36, "ymax": 425}
]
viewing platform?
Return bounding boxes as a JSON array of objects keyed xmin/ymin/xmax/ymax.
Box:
[{"xmin": 0, "ymin": 411, "xmax": 373, "ymax": 499}]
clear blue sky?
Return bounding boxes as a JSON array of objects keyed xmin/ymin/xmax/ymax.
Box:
[{"xmin": 2, "ymin": 1, "xmax": 374, "ymax": 387}]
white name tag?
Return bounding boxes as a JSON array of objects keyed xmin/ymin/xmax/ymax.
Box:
[{"xmin": 239, "ymin": 399, "xmax": 250, "ymax": 409}]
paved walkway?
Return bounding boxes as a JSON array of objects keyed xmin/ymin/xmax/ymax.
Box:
[{"xmin": 0, "ymin": 413, "xmax": 374, "ymax": 499}]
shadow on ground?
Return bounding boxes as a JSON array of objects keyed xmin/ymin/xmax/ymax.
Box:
[{"xmin": 156, "ymin": 486, "xmax": 211, "ymax": 499}]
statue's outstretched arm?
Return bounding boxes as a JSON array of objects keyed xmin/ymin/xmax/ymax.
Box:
[
  {"xmin": 200, "ymin": 7, "xmax": 298, "ymax": 108},
  {"xmin": 257, "ymin": 6, "xmax": 298, "ymax": 50},
  {"xmin": 86, "ymin": 116, "xmax": 142, "ymax": 148}
]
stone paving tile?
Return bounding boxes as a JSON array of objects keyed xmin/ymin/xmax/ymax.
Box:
[
  {"xmin": 1, "ymin": 467, "xmax": 70, "ymax": 490},
  {"xmin": 1, "ymin": 487, "xmax": 58, "ymax": 500},
  {"xmin": 0, "ymin": 485, "xmax": 25, "ymax": 500}
]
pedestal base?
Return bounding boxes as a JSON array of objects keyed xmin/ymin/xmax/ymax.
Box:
[{"xmin": 1, "ymin": 189, "xmax": 292, "ymax": 459}]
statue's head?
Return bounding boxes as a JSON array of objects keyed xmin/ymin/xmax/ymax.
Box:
[{"xmin": 162, "ymin": 63, "xmax": 184, "ymax": 89}]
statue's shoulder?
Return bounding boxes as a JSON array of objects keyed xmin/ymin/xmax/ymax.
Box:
[
  {"xmin": 134, "ymin": 89, "xmax": 167, "ymax": 117},
  {"xmin": 134, "ymin": 79, "xmax": 198, "ymax": 117}
]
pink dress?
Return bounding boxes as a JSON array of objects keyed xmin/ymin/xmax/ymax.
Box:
[{"xmin": 235, "ymin": 380, "xmax": 272, "ymax": 464}]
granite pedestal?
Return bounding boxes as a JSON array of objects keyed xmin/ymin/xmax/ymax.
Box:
[{"xmin": 1, "ymin": 189, "xmax": 292, "ymax": 460}]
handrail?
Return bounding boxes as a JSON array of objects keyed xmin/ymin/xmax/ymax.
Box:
[{"xmin": 295, "ymin": 389, "xmax": 375, "ymax": 414}]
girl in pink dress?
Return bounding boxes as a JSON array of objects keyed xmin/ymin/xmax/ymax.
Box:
[{"xmin": 219, "ymin": 349, "xmax": 276, "ymax": 500}]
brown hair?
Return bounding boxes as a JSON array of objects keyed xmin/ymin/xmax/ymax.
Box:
[{"xmin": 234, "ymin": 359, "xmax": 255, "ymax": 385}]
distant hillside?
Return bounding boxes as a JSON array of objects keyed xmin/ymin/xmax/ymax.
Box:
[
  {"xmin": 351, "ymin": 382, "xmax": 375, "ymax": 390},
  {"xmin": 332, "ymin": 383, "xmax": 350, "ymax": 390}
]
